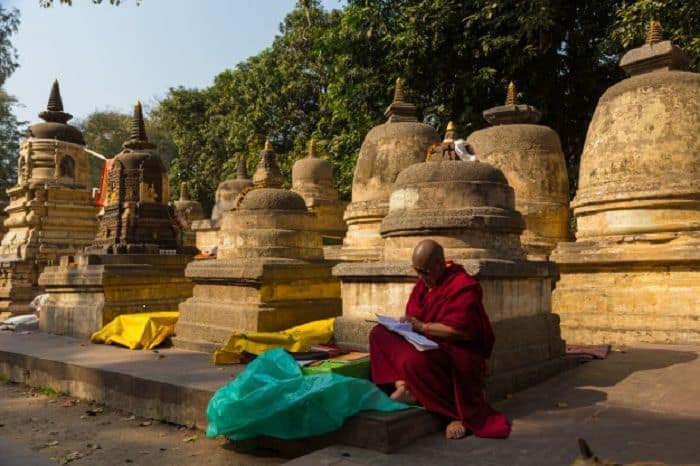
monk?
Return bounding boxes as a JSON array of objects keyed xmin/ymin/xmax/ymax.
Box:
[{"xmin": 369, "ymin": 239, "xmax": 511, "ymax": 439}]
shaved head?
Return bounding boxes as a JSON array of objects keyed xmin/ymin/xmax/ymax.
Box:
[{"xmin": 412, "ymin": 239, "xmax": 444, "ymax": 266}]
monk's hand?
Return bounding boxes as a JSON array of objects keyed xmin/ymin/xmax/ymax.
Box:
[{"xmin": 405, "ymin": 317, "xmax": 424, "ymax": 333}]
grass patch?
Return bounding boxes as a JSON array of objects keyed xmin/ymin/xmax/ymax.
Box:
[
  {"xmin": 0, "ymin": 373, "xmax": 8, "ymax": 383},
  {"xmin": 33, "ymin": 386, "xmax": 61, "ymax": 396}
]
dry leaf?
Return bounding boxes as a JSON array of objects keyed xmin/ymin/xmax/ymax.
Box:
[
  {"xmin": 182, "ymin": 435, "xmax": 199, "ymax": 443},
  {"xmin": 556, "ymin": 401, "xmax": 569, "ymax": 408},
  {"xmin": 45, "ymin": 440, "xmax": 59, "ymax": 446},
  {"xmin": 139, "ymin": 420, "xmax": 153, "ymax": 427},
  {"xmin": 87, "ymin": 443, "xmax": 101, "ymax": 450}
]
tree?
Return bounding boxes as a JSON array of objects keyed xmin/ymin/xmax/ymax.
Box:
[
  {"xmin": 156, "ymin": 0, "xmax": 698, "ymax": 208},
  {"xmin": 0, "ymin": 5, "xmax": 21, "ymax": 196}
]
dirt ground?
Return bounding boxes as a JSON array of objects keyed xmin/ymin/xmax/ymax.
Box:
[{"xmin": 0, "ymin": 380, "xmax": 285, "ymax": 466}]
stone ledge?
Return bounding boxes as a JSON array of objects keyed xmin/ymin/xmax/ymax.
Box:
[
  {"xmin": 0, "ymin": 331, "xmax": 442, "ymax": 455},
  {"xmin": 333, "ymin": 259, "xmax": 557, "ymax": 280}
]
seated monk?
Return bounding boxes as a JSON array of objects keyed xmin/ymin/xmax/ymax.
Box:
[{"xmin": 369, "ymin": 239, "xmax": 511, "ymax": 440}]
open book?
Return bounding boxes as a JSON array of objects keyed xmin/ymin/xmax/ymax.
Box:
[{"xmin": 376, "ymin": 314, "xmax": 439, "ymax": 352}]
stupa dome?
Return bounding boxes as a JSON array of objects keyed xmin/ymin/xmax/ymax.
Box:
[
  {"xmin": 572, "ymin": 22, "xmax": 700, "ymax": 239},
  {"xmin": 27, "ymin": 80, "xmax": 85, "ymax": 145},
  {"xmin": 350, "ymin": 78, "xmax": 440, "ymax": 205},
  {"xmin": 238, "ymin": 188, "xmax": 307, "ymax": 211},
  {"xmin": 211, "ymin": 154, "xmax": 254, "ymax": 224},
  {"xmin": 381, "ymin": 127, "xmax": 525, "ymax": 261},
  {"xmin": 466, "ymin": 82, "xmax": 570, "ymax": 259},
  {"xmin": 292, "ymin": 139, "xmax": 333, "ymax": 188}
]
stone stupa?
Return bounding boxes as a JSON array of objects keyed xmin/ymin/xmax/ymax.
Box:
[
  {"xmin": 192, "ymin": 154, "xmax": 253, "ymax": 253},
  {"xmin": 333, "ymin": 127, "xmax": 565, "ymax": 397},
  {"xmin": 329, "ymin": 78, "xmax": 440, "ymax": 261},
  {"xmin": 39, "ymin": 102, "xmax": 194, "ymax": 338},
  {"xmin": 0, "ymin": 81, "xmax": 98, "ymax": 317},
  {"xmin": 173, "ymin": 141, "xmax": 341, "ymax": 352},
  {"xmin": 551, "ymin": 21, "xmax": 700, "ymax": 345},
  {"xmin": 467, "ymin": 82, "xmax": 570, "ymax": 259},
  {"xmin": 172, "ymin": 181, "xmax": 204, "ymax": 248},
  {"xmin": 291, "ymin": 139, "xmax": 347, "ymax": 243}
]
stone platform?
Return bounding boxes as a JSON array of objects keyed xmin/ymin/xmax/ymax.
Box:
[
  {"xmin": 284, "ymin": 344, "xmax": 700, "ymax": 466},
  {"xmin": 38, "ymin": 253, "xmax": 193, "ymax": 339},
  {"xmin": 0, "ymin": 330, "xmax": 578, "ymax": 456}
]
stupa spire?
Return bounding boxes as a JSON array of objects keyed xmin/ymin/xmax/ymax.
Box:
[
  {"xmin": 384, "ymin": 76, "xmax": 417, "ymax": 122},
  {"xmin": 123, "ymin": 101, "xmax": 155, "ymax": 150},
  {"xmin": 505, "ymin": 81, "xmax": 517, "ymax": 106},
  {"xmin": 645, "ymin": 20, "xmax": 663, "ymax": 45},
  {"xmin": 393, "ymin": 77, "xmax": 405, "ymax": 103},
  {"xmin": 308, "ymin": 138, "xmax": 318, "ymax": 158},
  {"xmin": 236, "ymin": 154, "xmax": 249, "ymax": 180},
  {"xmin": 179, "ymin": 181, "xmax": 190, "ymax": 201},
  {"xmin": 444, "ymin": 121, "xmax": 457, "ymax": 141},
  {"xmin": 38, "ymin": 80, "xmax": 72, "ymax": 124},
  {"xmin": 253, "ymin": 140, "xmax": 284, "ymax": 189}
]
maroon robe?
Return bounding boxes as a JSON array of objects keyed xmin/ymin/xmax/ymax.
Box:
[{"xmin": 369, "ymin": 261, "xmax": 510, "ymax": 438}]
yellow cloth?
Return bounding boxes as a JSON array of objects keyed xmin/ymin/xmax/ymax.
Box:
[
  {"xmin": 91, "ymin": 312, "xmax": 179, "ymax": 350},
  {"xmin": 213, "ymin": 318, "xmax": 335, "ymax": 365}
]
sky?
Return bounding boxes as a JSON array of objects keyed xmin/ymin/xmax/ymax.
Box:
[{"xmin": 5, "ymin": 0, "xmax": 342, "ymax": 124}]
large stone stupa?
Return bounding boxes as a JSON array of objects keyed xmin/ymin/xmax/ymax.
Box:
[
  {"xmin": 192, "ymin": 155, "xmax": 253, "ymax": 253},
  {"xmin": 330, "ymin": 78, "xmax": 440, "ymax": 261},
  {"xmin": 467, "ymin": 82, "xmax": 570, "ymax": 259},
  {"xmin": 291, "ymin": 139, "xmax": 347, "ymax": 242},
  {"xmin": 39, "ymin": 102, "xmax": 194, "ymax": 338},
  {"xmin": 333, "ymin": 129, "xmax": 564, "ymax": 394},
  {"xmin": 552, "ymin": 22, "xmax": 700, "ymax": 344},
  {"xmin": 333, "ymin": 129, "xmax": 565, "ymax": 397},
  {"xmin": 551, "ymin": 22, "xmax": 700, "ymax": 345},
  {"xmin": 0, "ymin": 81, "xmax": 98, "ymax": 317},
  {"xmin": 173, "ymin": 141, "xmax": 341, "ymax": 352}
]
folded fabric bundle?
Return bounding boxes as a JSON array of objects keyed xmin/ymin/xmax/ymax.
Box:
[
  {"xmin": 212, "ymin": 318, "xmax": 335, "ymax": 365},
  {"xmin": 206, "ymin": 348, "xmax": 409, "ymax": 440},
  {"xmin": 91, "ymin": 311, "xmax": 179, "ymax": 350}
]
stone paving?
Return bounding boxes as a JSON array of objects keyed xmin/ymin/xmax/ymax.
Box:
[{"xmin": 284, "ymin": 344, "xmax": 700, "ymax": 465}]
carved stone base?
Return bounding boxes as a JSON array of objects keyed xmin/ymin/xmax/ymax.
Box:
[
  {"xmin": 0, "ymin": 260, "xmax": 44, "ymax": 317},
  {"xmin": 173, "ymin": 258, "xmax": 341, "ymax": 352},
  {"xmin": 552, "ymin": 234, "xmax": 700, "ymax": 345},
  {"xmin": 39, "ymin": 254, "xmax": 193, "ymax": 339}
]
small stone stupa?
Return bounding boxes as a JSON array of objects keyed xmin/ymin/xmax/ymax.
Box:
[
  {"xmin": 466, "ymin": 82, "xmax": 569, "ymax": 259},
  {"xmin": 331, "ymin": 78, "xmax": 440, "ymax": 261},
  {"xmin": 173, "ymin": 141, "xmax": 341, "ymax": 352},
  {"xmin": 0, "ymin": 81, "xmax": 98, "ymax": 317},
  {"xmin": 333, "ymin": 128, "xmax": 564, "ymax": 397},
  {"xmin": 551, "ymin": 22, "xmax": 700, "ymax": 345},
  {"xmin": 172, "ymin": 182, "xmax": 204, "ymax": 248},
  {"xmin": 39, "ymin": 102, "xmax": 194, "ymax": 338},
  {"xmin": 192, "ymin": 154, "xmax": 253, "ymax": 252},
  {"xmin": 291, "ymin": 139, "xmax": 347, "ymax": 242}
]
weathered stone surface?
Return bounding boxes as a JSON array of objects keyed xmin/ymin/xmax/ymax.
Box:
[
  {"xmin": 39, "ymin": 254, "xmax": 193, "ymax": 338},
  {"xmin": 467, "ymin": 85, "xmax": 570, "ymax": 259},
  {"xmin": 0, "ymin": 82, "xmax": 98, "ymax": 316},
  {"xmin": 173, "ymin": 143, "xmax": 341, "ymax": 351},
  {"xmin": 552, "ymin": 33, "xmax": 700, "ymax": 345},
  {"xmin": 210, "ymin": 155, "xmax": 253, "ymax": 225},
  {"xmin": 90, "ymin": 102, "xmax": 179, "ymax": 255},
  {"xmin": 292, "ymin": 140, "xmax": 348, "ymax": 240},
  {"xmin": 334, "ymin": 143, "xmax": 565, "ymax": 390},
  {"xmin": 339, "ymin": 78, "xmax": 440, "ymax": 261},
  {"xmin": 174, "ymin": 258, "xmax": 341, "ymax": 351}
]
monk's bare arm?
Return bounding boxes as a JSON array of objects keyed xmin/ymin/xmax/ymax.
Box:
[{"xmin": 404, "ymin": 317, "xmax": 470, "ymax": 342}]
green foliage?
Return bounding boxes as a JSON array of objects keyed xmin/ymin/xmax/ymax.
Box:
[
  {"xmin": 611, "ymin": 0, "xmax": 700, "ymax": 70},
  {"xmin": 0, "ymin": 372, "xmax": 8, "ymax": 383},
  {"xmin": 0, "ymin": 5, "xmax": 20, "ymax": 196},
  {"xmin": 156, "ymin": 0, "xmax": 698, "ymax": 207}
]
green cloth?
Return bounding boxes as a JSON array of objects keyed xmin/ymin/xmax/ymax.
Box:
[{"xmin": 206, "ymin": 348, "xmax": 408, "ymax": 440}]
